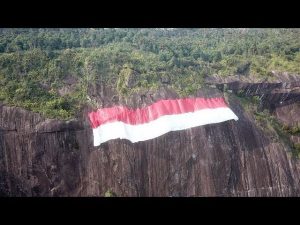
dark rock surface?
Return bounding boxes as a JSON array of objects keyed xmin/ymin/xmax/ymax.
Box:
[{"xmin": 1, "ymin": 74, "xmax": 300, "ymax": 196}]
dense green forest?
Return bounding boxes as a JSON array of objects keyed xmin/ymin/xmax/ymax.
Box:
[{"xmin": 0, "ymin": 28, "xmax": 299, "ymax": 119}]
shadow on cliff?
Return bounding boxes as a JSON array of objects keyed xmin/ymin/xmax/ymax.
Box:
[
  {"xmin": 0, "ymin": 128, "xmax": 32, "ymax": 196},
  {"xmin": 0, "ymin": 170, "xmax": 31, "ymax": 197},
  {"xmin": 0, "ymin": 128, "xmax": 31, "ymax": 196},
  {"xmin": 226, "ymin": 95, "xmax": 272, "ymax": 152},
  {"xmin": 261, "ymin": 92, "xmax": 300, "ymax": 113}
]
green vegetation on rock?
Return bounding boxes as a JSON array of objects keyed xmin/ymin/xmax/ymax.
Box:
[
  {"xmin": 0, "ymin": 28, "xmax": 299, "ymax": 119},
  {"xmin": 283, "ymin": 125, "xmax": 300, "ymax": 135},
  {"xmin": 293, "ymin": 143, "xmax": 300, "ymax": 158},
  {"xmin": 234, "ymin": 93, "xmax": 300, "ymax": 159},
  {"xmin": 104, "ymin": 189, "xmax": 117, "ymax": 197}
]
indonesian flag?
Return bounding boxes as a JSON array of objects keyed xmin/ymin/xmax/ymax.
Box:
[{"xmin": 88, "ymin": 97, "xmax": 238, "ymax": 146}]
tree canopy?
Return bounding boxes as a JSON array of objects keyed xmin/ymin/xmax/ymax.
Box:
[{"xmin": 0, "ymin": 28, "xmax": 299, "ymax": 119}]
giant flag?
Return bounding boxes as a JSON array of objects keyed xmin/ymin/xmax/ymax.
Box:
[{"xmin": 88, "ymin": 97, "xmax": 238, "ymax": 146}]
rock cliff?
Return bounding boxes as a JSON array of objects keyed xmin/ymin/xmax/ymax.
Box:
[{"xmin": 1, "ymin": 73, "xmax": 300, "ymax": 196}]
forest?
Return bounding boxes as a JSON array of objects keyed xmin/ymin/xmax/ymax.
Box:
[{"xmin": 0, "ymin": 28, "xmax": 299, "ymax": 119}]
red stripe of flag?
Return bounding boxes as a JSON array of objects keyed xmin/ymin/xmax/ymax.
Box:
[{"xmin": 88, "ymin": 97, "xmax": 228, "ymax": 128}]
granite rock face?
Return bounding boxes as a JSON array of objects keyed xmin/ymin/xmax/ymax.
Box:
[{"xmin": 1, "ymin": 75, "xmax": 300, "ymax": 196}]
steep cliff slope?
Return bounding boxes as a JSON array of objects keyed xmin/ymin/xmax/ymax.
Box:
[{"xmin": 1, "ymin": 75, "xmax": 300, "ymax": 196}]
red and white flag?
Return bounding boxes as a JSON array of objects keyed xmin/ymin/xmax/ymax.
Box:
[{"xmin": 88, "ymin": 97, "xmax": 238, "ymax": 146}]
